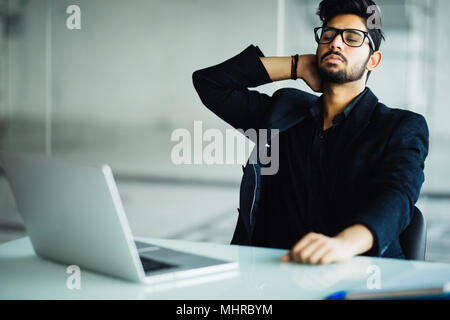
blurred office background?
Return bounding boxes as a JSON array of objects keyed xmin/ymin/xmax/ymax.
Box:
[{"xmin": 0, "ymin": 0, "xmax": 449, "ymax": 262}]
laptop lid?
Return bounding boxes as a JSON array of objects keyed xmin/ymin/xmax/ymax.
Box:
[{"xmin": 0, "ymin": 152, "xmax": 145, "ymax": 282}]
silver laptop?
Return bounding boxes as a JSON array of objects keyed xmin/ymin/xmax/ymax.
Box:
[{"xmin": 0, "ymin": 152, "xmax": 238, "ymax": 284}]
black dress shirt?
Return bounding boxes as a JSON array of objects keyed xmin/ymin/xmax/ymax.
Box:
[{"xmin": 252, "ymin": 88, "xmax": 369, "ymax": 249}]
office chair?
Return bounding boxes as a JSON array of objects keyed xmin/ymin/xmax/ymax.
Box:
[{"xmin": 399, "ymin": 206, "xmax": 427, "ymax": 261}]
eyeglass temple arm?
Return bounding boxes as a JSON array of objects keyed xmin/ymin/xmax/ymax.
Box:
[{"xmin": 367, "ymin": 34, "xmax": 376, "ymax": 51}]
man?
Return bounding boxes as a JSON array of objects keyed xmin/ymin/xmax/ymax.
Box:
[{"xmin": 192, "ymin": 0, "xmax": 429, "ymax": 264}]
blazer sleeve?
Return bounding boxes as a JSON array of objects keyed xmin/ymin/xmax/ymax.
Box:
[
  {"xmin": 347, "ymin": 112, "xmax": 429, "ymax": 256},
  {"xmin": 192, "ymin": 44, "xmax": 274, "ymax": 133}
]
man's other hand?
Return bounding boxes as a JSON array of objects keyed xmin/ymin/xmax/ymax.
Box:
[
  {"xmin": 281, "ymin": 225, "xmax": 374, "ymax": 265},
  {"xmin": 298, "ymin": 54, "xmax": 322, "ymax": 93}
]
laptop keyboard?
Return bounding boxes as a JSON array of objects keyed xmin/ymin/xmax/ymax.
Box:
[
  {"xmin": 134, "ymin": 241, "xmax": 179, "ymax": 273},
  {"xmin": 139, "ymin": 256, "xmax": 177, "ymax": 273}
]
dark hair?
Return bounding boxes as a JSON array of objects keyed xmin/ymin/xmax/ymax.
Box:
[{"xmin": 317, "ymin": 0, "xmax": 385, "ymax": 81}]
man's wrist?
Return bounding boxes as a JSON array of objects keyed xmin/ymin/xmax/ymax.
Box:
[{"xmin": 335, "ymin": 224, "xmax": 374, "ymax": 256}]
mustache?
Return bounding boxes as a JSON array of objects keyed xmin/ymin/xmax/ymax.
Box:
[{"xmin": 321, "ymin": 51, "xmax": 347, "ymax": 63}]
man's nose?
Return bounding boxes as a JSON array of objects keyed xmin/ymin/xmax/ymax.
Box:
[{"xmin": 329, "ymin": 33, "xmax": 344, "ymax": 51}]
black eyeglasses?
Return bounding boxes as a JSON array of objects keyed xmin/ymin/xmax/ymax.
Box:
[{"xmin": 314, "ymin": 26, "xmax": 375, "ymax": 51}]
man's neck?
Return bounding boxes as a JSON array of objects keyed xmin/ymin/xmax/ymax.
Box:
[{"xmin": 321, "ymin": 81, "xmax": 366, "ymax": 130}]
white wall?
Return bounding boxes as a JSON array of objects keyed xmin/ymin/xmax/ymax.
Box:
[
  {"xmin": 4, "ymin": 0, "xmax": 450, "ymax": 138},
  {"xmin": 430, "ymin": 0, "xmax": 450, "ymax": 140},
  {"xmin": 7, "ymin": 0, "xmax": 279, "ymax": 130}
]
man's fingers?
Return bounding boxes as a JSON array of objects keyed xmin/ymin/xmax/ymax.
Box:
[
  {"xmin": 291, "ymin": 233, "xmax": 323, "ymax": 262},
  {"xmin": 290, "ymin": 233, "xmax": 316, "ymax": 258},
  {"xmin": 282, "ymin": 234, "xmax": 354, "ymax": 265},
  {"xmin": 281, "ymin": 253, "xmax": 291, "ymax": 262},
  {"xmin": 309, "ymin": 243, "xmax": 333, "ymax": 265},
  {"xmin": 319, "ymin": 250, "xmax": 338, "ymax": 265},
  {"xmin": 293, "ymin": 237, "xmax": 325, "ymax": 263}
]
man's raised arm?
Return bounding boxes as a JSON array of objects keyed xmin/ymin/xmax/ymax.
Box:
[{"xmin": 192, "ymin": 45, "xmax": 321, "ymax": 132}]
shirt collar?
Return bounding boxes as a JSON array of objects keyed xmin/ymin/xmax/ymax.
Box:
[{"xmin": 309, "ymin": 87, "xmax": 369, "ymax": 126}]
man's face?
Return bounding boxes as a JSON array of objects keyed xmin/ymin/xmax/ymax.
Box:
[{"xmin": 316, "ymin": 14, "xmax": 372, "ymax": 84}]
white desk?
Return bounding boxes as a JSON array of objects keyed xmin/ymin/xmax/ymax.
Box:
[{"xmin": 1, "ymin": 237, "xmax": 450, "ymax": 300}]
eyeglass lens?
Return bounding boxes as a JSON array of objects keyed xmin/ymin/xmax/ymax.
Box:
[{"xmin": 318, "ymin": 28, "xmax": 365, "ymax": 47}]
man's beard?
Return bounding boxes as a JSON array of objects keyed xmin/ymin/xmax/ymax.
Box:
[{"xmin": 318, "ymin": 54, "xmax": 370, "ymax": 84}]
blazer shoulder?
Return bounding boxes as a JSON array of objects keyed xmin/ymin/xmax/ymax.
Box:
[
  {"xmin": 260, "ymin": 87, "xmax": 318, "ymax": 129},
  {"xmin": 271, "ymin": 87, "xmax": 318, "ymax": 116},
  {"xmin": 374, "ymin": 103, "xmax": 429, "ymax": 139},
  {"xmin": 273, "ymin": 87, "xmax": 318, "ymax": 105},
  {"xmin": 375, "ymin": 103, "xmax": 428, "ymax": 126}
]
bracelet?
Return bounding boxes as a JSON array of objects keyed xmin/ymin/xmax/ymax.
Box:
[{"xmin": 291, "ymin": 54, "xmax": 299, "ymax": 80}]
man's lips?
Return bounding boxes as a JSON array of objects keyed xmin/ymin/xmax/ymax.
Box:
[{"xmin": 323, "ymin": 54, "xmax": 344, "ymax": 63}]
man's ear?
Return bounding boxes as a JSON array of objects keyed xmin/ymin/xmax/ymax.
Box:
[{"xmin": 367, "ymin": 50, "xmax": 382, "ymax": 71}]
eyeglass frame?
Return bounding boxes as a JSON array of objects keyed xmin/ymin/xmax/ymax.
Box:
[{"xmin": 314, "ymin": 26, "xmax": 376, "ymax": 52}]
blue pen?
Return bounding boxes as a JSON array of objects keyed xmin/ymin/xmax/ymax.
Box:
[
  {"xmin": 325, "ymin": 290, "xmax": 347, "ymax": 300},
  {"xmin": 325, "ymin": 288, "xmax": 450, "ymax": 300}
]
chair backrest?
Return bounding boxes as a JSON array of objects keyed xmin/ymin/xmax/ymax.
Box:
[{"xmin": 399, "ymin": 206, "xmax": 426, "ymax": 260}]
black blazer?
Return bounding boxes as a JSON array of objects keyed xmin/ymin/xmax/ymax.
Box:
[{"xmin": 192, "ymin": 44, "xmax": 429, "ymax": 258}]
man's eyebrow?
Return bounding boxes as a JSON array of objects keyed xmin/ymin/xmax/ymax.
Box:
[{"xmin": 326, "ymin": 25, "xmax": 368, "ymax": 32}]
